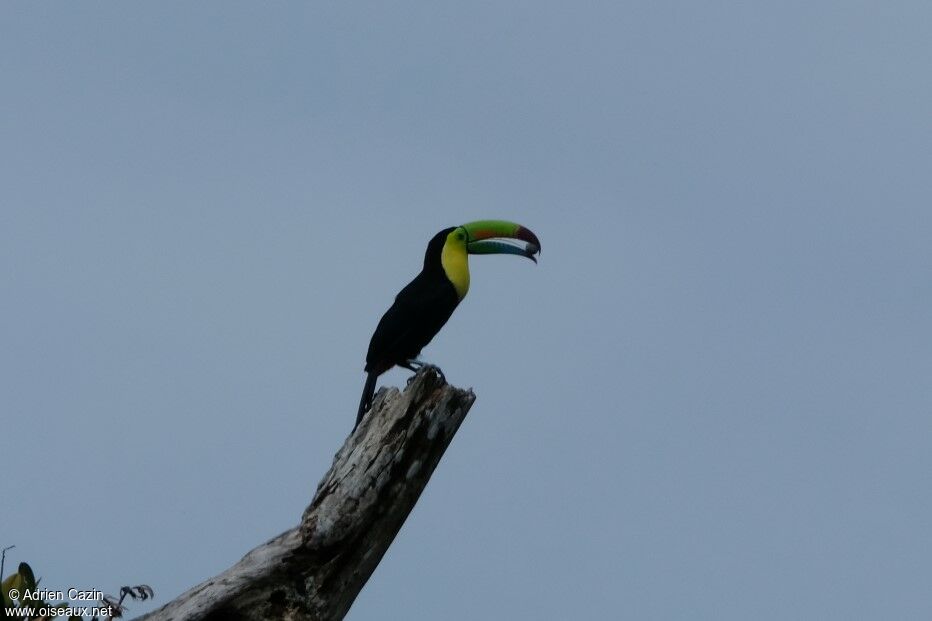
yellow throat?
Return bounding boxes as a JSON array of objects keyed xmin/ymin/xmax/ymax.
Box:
[{"xmin": 440, "ymin": 237, "xmax": 470, "ymax": 299}]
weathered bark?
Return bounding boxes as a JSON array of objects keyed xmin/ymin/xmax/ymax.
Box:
[{"xmin": 135, "ymin": 368, "xmax": 475, "ymax": 621}]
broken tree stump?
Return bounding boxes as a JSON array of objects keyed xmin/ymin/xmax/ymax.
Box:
[{"xmin": 136, "ymin": 368, "xmax": 475, "ymax": 621}]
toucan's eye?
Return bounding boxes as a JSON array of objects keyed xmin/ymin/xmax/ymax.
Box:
[{"xmin": 456, "ymin": 232, "xmax": 465, "ymax": 241}]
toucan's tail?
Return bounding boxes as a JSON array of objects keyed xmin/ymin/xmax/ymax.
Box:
[{"xmin": 355, "ymin": 372, "xmax": 378, "ymax": 430}]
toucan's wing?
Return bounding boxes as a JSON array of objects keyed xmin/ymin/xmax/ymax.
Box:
[{"xmin": 365, "ymin": 274, "xmax": 459, "ymax": 373}]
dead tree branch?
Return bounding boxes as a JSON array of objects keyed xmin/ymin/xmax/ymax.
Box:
[{"xmin": 135, "ymin": 368, "xmax": 475, "ymax": 621}]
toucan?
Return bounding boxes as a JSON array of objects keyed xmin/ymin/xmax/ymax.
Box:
[{"xmin": 355, "ymin": 219, "xmax": 541, "ymax": 428}]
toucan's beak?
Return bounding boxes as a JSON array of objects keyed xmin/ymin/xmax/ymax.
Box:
[{"xmin": 462, "ymin": 220, "xmax": 541, "ymax": 263}]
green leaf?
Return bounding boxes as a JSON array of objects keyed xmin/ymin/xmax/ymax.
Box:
[
  {"xmin": 1, "ymin": 571, "xmax": 22, "ymax": 603},
  {"xmin": 0, "ymin": 582, "xmax": 10, "ymax": 617},
  {"xmin": 17, "ymin": 563, "xmax": 36, "ymax": 594}
]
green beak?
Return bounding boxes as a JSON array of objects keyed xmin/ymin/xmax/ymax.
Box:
[{"xmin": 462, "ymin": 220, "xmax": 541, "ymax": 263}]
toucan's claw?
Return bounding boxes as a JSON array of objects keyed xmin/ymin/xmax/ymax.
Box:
[
  {"xmin": 422, "ymin": 364, "xmax": 446, "ymax": 383},
  {"xmin": 402, "ymin": 361, "xmax": 446, "ymax": 385},
  {"xmin": 401, "ymin": 359, "xmax": 423, "ymax": 373}
]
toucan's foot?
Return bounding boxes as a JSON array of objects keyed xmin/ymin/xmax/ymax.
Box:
[
  {"xmin": 421, "ymin": 364, "xmax": 446, "ymax": 383},
  {"xmin": 402, "ymin": 360, "xmax": 446, "ymax": 384},
  {"xmin": 401, "ymin": 360, "xmax": 421, "ymax": 385},
  {"xmin": 400, "ymin": 359, "xmax": 423, "ymax": 373}
]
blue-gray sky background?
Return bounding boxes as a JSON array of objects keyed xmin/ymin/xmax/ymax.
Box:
[{"xmin": 2, "ymin": 3, "xmax": 931, "ymax": 619}]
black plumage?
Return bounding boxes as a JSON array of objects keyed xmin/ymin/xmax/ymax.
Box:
[{"xmin": 355, "ymin": 228, "xmax": 460, "ymax": 427}]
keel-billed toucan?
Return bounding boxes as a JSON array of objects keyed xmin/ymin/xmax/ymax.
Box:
[{"xmin": 355, "ymin": 220, "xmax": 541, "ymax": 428}]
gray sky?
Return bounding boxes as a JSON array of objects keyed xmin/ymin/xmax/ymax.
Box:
[{"xmin": 2, "ymin": 2, "xmax": 931, "ymax": 619}]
